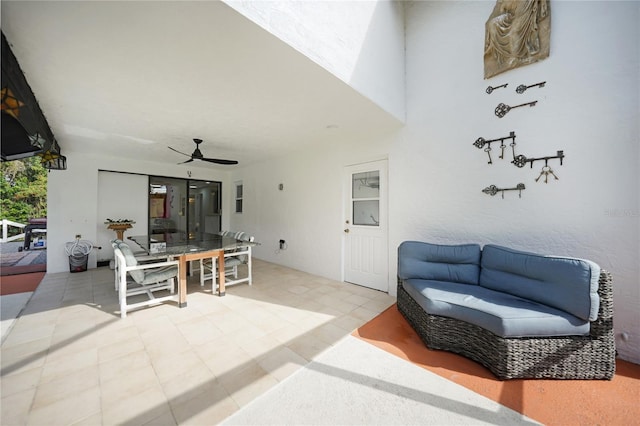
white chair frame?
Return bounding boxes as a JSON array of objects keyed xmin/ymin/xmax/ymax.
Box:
[
  {"xmin": 113, "ymin": 244, "xmax": 180, "ymax": 318},
  {"xmin": 113, "ymin": 251, "xmax": 173, "ymax": 291},
  {"xmin": 200, "ymin": 243, "xmax": 252, "ymax": 292}
]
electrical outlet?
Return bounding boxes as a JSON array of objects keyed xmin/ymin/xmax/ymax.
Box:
[
  {"xmin": 279, "ymin": 239, "xmax": 286, "ymax": 250},
  {"xmin": 75, "ymin": 234, "xmax": 81, "ymax": 239}
]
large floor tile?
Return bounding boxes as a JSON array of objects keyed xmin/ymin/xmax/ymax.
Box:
[{"xmin": 1, "ymin": 259, "xmax": 396, "ymax": 425}]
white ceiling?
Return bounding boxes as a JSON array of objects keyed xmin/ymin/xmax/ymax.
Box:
[{"xmin": 1, "ymin": 1, "xmax": 402, "ymax": 169}]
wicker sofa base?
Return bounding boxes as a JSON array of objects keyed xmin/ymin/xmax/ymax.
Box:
[{"xmin": 397, "ymin": 272, "xmax": 616, "ymax": 380}]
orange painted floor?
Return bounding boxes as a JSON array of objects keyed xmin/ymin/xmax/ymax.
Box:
[
  {"xmin": 0, "ymin": 272, "xmax": 45, "ymax": 295},
  {"xmin": 353, "ymin": 306, "xmax": 640, "ymax": 426}
]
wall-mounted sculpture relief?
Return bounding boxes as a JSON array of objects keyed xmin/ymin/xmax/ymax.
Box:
[{"xmin": 484, "ymin": 0, "xmax": 550, "ymax": 79}]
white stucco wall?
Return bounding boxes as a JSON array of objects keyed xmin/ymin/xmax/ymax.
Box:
[
  {"xmin": 46, "ymin": 151, "xmax": 232, "ymax": 274},
  {"xmin": 224, "ymin": 0, "xmax": 406, "ymax": 122},
  {"xmin": 229, "ymin": 132, "xmax": 395, "ymax": 281},
  {"xmin": 393, "ymin": 1, "xmax": 639, "ymax": 363}
]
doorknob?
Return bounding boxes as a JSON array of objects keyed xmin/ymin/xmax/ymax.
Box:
[{"xmin": 344, "ymin": 229, "xmax": 350, "ymax": 233}]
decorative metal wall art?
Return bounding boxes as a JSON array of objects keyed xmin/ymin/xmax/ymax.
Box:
[
  {"xmin": 484, "ymin": 0, "xmax": 551, "ymax": 79},
  {"xmin": 495, "ymin": 100, "xmax": 538, "ymax": 118},
  {"xmin": 516, "ymin": 81, "xmax": 546, "ymax": 93},
  {"xmin": 473, "ymin": 131, "xmax": 517, "ymax": 164},
  {"xmin": 486, "ymin": 83, "xmax": 508, "ymax": 94},
  {"xmin": 512, "ymin": 150, "xmax": 564, "ymax": 168},
  {"xmin": 477, "ymin": 77, "xmax": 561, "ymax": 195},
  {"xmin": 535, "ymin": 166, "xmax": 558, "ymax": 183},
  {"xmin": 512, "ymin": 150, "xmax": 565, "ymax": 184},
  {"xmin": 482, "ymin": 183, "xmax": 526, "ymax": 198}
]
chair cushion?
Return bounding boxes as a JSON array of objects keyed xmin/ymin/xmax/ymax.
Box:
[
  {"xmin": 116, "ymin": 242, "xmax": 144, "ymax": 283},
  {"xmin": 398, "ymin": 241, "xmax": 481, "ymax": 285},
  {"xmin": 224, "ymin": 257, "xmax": 243, "ymax": 267},
  {"xmin": 480, "ymin": 245, "xmax": 600, "ymax": 321},
  {"xmin": 139, "ymin": 265, "xmax": 178, "ymax": 285},
  {"xmin": 203, "ymin": 256, "xmax": 243, "ymax": 268},
  {"xmin": 403, "ymin": 279, "xmax": 590, "ymax": 338}
]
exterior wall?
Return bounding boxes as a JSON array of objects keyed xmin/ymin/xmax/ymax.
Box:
[
  {"xmin": 43, "ymin": 0, "xmax": 639, "ymax": 364},
  {"xmin": 224, "ymin": 0, "xmax": 405, "ymax": 122},
  {"xmin": 393, "ymin": 1, "xmax": 639, "ymax": 363},
  {"xmin": 229, "ymin": 132, "xmax": 395, "ymax": 281},
  {"xmin": 46, "ymin": 151, "xmax": 232, "ymax": 274}
]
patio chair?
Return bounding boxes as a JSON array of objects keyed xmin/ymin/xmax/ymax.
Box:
[
  {"xmin": 111, "ymin": 239, "xmax": 179, "ymax": 318},
  {"xmin": 199, "ymin": 231, "xmax": 254, "ymax": 292}
]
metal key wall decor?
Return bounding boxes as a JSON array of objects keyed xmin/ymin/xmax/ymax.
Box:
[
  {"xmin": 473, "ymin": 131, "xmax": 517, "ymax": 164},
  {"xmin": 476, "ymin": 78, "xmax": 563, "ymax": 196},
  {"xmin": 482, "ymin": 183, "xmax": 526, "ymax": 199},
  {"xmin": 516, "ymin": 81, "xmax": 546, "ymax": 93},
  {"xmin": 486, "ymin": 83, "xmax": 508, "ymax": 94},
  {"xmin": 495, "ymin": 100, "xmax": 538, "ymax": 118},
  {"xmin": 535, "ymin": 166, "xmax": 559, "ymax": 183},
  {"xmin": 512, "ymin": 150, "xmax": 565, "ymax": 184},
  {"xmin": 511, "ymin": 150, "xmax": 564, "ymax": 168}
]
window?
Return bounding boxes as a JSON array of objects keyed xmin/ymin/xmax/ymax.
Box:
[
  {"xmin": 352, "ymin": 171, "xmax": 379, "ymax": 226},
  {"xmin": 148, "ymin": 176, "xmax": 222, "ymax": 236},
  {"xmin": 235, "ymin": 182, "xmax": 243, "ymax": 213}
]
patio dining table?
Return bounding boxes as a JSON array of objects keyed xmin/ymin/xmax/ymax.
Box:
[{"xmin": 128, "ymin": 232, "xmax": 256, "ymax": 307}]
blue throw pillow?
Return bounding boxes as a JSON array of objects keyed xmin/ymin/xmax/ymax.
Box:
[{"xmin": 398, "ymin": 241, "xmax": 481, "ymax": 285}]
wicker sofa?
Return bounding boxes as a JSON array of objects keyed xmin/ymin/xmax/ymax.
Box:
[{"xmin": 397, "ymin": 241, "xmax": 615, "ymax": 380}]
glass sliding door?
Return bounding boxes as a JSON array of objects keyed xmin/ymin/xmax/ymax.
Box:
[
  {"xmin": 149, "ymin": 177, "xmax": 186, "ymax": 235},
  {"xmin": 188, "ymin": 180, "xmax": 221, "ymax": 238},
  {"xmin": 149, "ymin": 177, "xmax": 221, "ymax": 239}
]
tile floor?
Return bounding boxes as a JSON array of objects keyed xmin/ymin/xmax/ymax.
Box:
[{"xmin": 1, "ymin": 259, "xmax": 396, "ymax": 425}]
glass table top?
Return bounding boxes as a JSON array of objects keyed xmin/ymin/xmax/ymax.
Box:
[{"xmin": 128, "ymin": 232, "xmax": 256, "ymax": 256}]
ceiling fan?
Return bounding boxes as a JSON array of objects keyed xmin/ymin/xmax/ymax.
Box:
[{"xmin": 169, "ymin": 138, "xmax": 238, "ymax": 165}]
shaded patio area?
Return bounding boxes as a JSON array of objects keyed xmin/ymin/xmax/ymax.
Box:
[
  {"xmin": 2, "ymin": 258, "xmax": 638, "ymax": 425},
  {"xmin": 1, "ymin": 259, "xmax": 397, "ymax": 424}
]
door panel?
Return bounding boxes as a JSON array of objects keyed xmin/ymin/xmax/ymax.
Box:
[
  {"xmin": 148, "ymin": 177, "xmax": 221, "ymax": 238},
  {"xmin": 344, "ymin": 160, "xmax": 388, "ymax": 292}
]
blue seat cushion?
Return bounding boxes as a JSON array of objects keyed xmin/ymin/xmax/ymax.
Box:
[
  {"xmin": 398, "ymin": 241, "xmax": 481, "ymax": 285},
  {"xmin": 403, "ymin": 279, "xmax": 590, "ymax": 338},
  {"xmin": 480, "ymin": 245, "xmax": 600, "ymax": 321}
]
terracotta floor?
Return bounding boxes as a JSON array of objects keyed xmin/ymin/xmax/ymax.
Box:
[
  {"xmin": 0, "ymin": 272, "xmax": 45, "ymax": 295},
  {"xmin": 353, "ymin": 305, "xmax": 640, "ymax": 426}
]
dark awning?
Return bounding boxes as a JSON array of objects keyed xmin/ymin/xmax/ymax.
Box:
[
  {"xmin": 1, "ymin": 31, "xmax": 63, "ymax": 167},
  {"xmin": 1, "ymin": 112, "xmax": 42, "ymax": 160}
]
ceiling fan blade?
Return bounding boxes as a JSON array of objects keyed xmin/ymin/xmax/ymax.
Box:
[
  {"xmin": 202, "ymin": 157, "xmax": 238, "ymax": 165},
  {"xmin": 168, "ymin": 146, "xmax": 192, "ymax": 157},
  {"xmin": 178, "ymin": 158, "xmax": 194, "ymax": 164}
]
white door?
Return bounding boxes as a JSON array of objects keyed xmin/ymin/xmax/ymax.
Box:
[{"xmin": 343, "ymin": 160, "xmax": 388, "ymax": 292}]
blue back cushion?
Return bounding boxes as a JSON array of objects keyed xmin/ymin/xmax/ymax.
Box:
[
  {"xmin": 479, "ymin": 244, "xmax": 600, "ymax": 321},
  {"xmin": 398, "ymin": 241, "xmax": 481, "ymax": 285}
]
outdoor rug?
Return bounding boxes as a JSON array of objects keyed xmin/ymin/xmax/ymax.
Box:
[
  {"xmin": 0, "ymin": 250, "xmax": 46, "ymax": 276},
  {"xmin": 353, "ymin": 305, "xmax": 640, "ymax": 425},
  {"xmin": 0, "ymin": 272, "xmax": 45, "ymax": 295},
  {"xmin": 223, "ymin": 335, "xmax": 535, "ymax": 425}
]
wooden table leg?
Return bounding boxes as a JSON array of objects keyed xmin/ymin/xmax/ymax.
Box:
[
  {"xmin": 178, "ymin": 256, "xmax": 188, "ymax": 307},
  {"xmin": 218, "ymin": 250, "xmax": 225, "ymax": 296}
]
